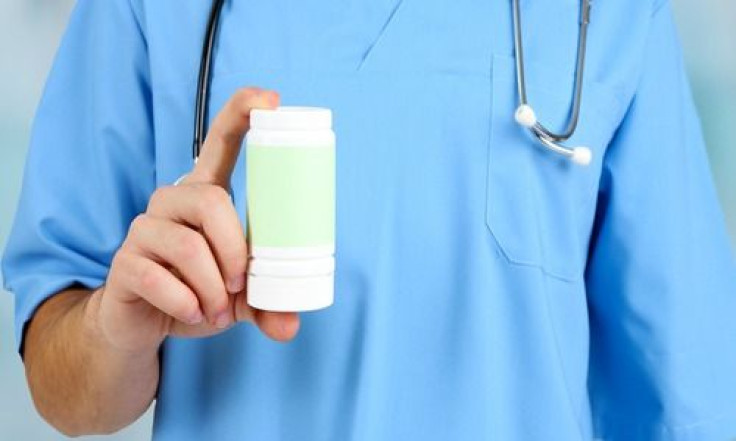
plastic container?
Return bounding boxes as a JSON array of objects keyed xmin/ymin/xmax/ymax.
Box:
[{"xmin": 245, "ymin": 107, "xmax": 336, "ymax": 311}]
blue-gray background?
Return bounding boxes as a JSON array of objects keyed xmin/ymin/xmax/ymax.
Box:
[{"xmin": 1, "ymin": 1, "xmax": 734, "ymax": 439}]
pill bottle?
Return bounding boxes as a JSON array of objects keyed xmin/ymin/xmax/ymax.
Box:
[{"xmin": 245, "ymin": 107, "xmax": 335, "ymax": 311}]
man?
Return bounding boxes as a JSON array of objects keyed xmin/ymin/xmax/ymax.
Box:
[{"xmin": 4, "ymin": 0, "xmax": 736, "ymax": 440}]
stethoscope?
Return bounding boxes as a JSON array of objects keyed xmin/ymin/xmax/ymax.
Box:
[
  {"xmin": 193, "ymin": 0, "xmax": 593, "ymax": 166},
  {"xmin": 512, "ymin": 0, "xmax": 593, "ymax": 166}
]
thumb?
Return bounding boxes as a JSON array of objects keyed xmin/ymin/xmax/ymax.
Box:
[{"xmin": 185, "ymin": 87, "xmax": 280, "ymax": 187}]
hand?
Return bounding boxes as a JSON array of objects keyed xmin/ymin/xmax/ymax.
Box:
[{"xmin": 97, "ymin": 88, "xmax": 299, "ymax": 355}]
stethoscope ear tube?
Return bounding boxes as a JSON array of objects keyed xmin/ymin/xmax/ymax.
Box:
[
  {"xmin": 511, "ymin": 0, "xmax": 593, "ymax": 166},
  {"xmin": 193, "ymin": 0, "xmax": 227, "ymax": 161}
]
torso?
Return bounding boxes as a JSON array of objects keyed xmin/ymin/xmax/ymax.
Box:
[{"xmin": 132, "ymin": 1, "xmax": 657, "ymax": 439}]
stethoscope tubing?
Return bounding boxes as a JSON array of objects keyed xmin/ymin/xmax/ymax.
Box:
[
  {"xmin": 192, "ymin": 0, "xmax": 593, "ymax": 165},
  {"xmin": 193, "ymin": 0, "xmax": 226, "ymax": 160}
]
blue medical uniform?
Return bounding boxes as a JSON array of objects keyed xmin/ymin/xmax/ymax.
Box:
[{"xmin": 4, "ymin": 0, "xmax": 736, "ymax": 439}]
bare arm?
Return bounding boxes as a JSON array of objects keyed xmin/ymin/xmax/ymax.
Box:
[
  {"xmin": 24, "ymin": 287, "xmax": 159, "ymax": 436},
  {"xmin": 22, "ymin": 88, "xmax": 299, "ymax": 436}
]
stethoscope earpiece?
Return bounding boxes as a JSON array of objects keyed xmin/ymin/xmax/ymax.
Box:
[
  {"xmin": 571, "ymin": 146, "xmax": 592, "ymax": 166},
  {"xmin": 514, "ymin": 105, "xmax": 538, "ymax": 128}
]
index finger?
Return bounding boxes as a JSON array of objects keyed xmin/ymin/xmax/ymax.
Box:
[{"xmin": 186, "ymin": 87, "xmax": 280, "ymax": 187}]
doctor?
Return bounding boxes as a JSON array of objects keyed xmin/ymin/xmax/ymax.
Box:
[{"xmin": 4, "ymin": 0, "xmax": 736, "ymax": 440}]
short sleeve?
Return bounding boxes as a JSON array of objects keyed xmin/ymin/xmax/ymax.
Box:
[
  {"xmin": 1, "ymin": 0, "xmax": 155, "ymax": 353},
  {"xmin": 586, "ymin": 2, "xmax": 736, "ymax": 440}
]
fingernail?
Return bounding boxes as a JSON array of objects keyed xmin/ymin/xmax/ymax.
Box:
[
  {"xmin": 227, "ymin": 275, "xmax": 246, "ymax": 294},
  {"xmin": 214, "ymin": 311, "xmax": 231, "ymax": 329},
  {"xmin": 187, "ymin": 310, "xmax": 204, "ymax": 325},
  {"xmin": 269, "ymin": 91, "xmax": 280, "ymax": 106}
]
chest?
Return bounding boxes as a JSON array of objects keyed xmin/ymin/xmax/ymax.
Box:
[{"xmin": 139, "ymin": 0, "xmax": 650, "ymax": 282}]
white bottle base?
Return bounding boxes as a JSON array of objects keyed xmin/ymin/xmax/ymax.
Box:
[{"xmin": 247, "ymin": 273, "xmax": 334, "ymax": 312}]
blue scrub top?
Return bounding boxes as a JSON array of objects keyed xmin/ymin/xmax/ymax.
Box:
[{"xmin": 4, "ymin": 0, "xmax": 736, "ymax": 440}]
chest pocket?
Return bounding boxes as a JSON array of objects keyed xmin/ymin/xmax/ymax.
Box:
[{"xmin": 486, "ymin": 54, "xmax": 627, "ymax": 282}]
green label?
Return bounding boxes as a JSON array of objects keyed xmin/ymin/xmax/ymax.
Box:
[{"xmin": 246, "ymin": 144, "xmax": 335, "ymax": 247}]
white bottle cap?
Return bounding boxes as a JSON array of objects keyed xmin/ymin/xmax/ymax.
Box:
[
  {"xmin": 247, "ymin": 257, "xmax": 335, "ymax": 312},
  {"xmin": 250, "ymin": 106, "xmax": 333, "ymax": 131},
  {"xmin": 247, "ymin": 272, "xmax": 334, "ymax": 312}
]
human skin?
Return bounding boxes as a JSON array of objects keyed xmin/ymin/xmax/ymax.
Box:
[{"xmin": 22, "ymin": 87, "xmax": 300, "ymax": 436}]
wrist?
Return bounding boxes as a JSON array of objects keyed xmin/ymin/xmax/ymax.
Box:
[{"xmin": 84, "ymin": 287, "xmax": 160, "ymax": 364}]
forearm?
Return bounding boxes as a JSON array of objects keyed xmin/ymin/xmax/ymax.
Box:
[{"xmin": 23, "ymin": 287, "xmax": 159, "ymax": 436}]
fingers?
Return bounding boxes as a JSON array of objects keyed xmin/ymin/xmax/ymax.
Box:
[
  {"xmin": 143, "ymin": 174, "xmax": 302, "ymax": 340},
  {"xmin": 147, "ymin": 184, "xmax": 247, "ymax": 296},
  {"xmin": 186, "ymin": 88, "xmax": 280, "ymax": 187},
  {"xmin": 126, "ymin": 215, "xmax": 232, "ymax": 328},
  {"xmin": 112, "ymin": 251, "xmax": 204, "ymax": 325},
  {"xmin": 114, "ymin": 86, "xmax": 300, "ymax": 342}
]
